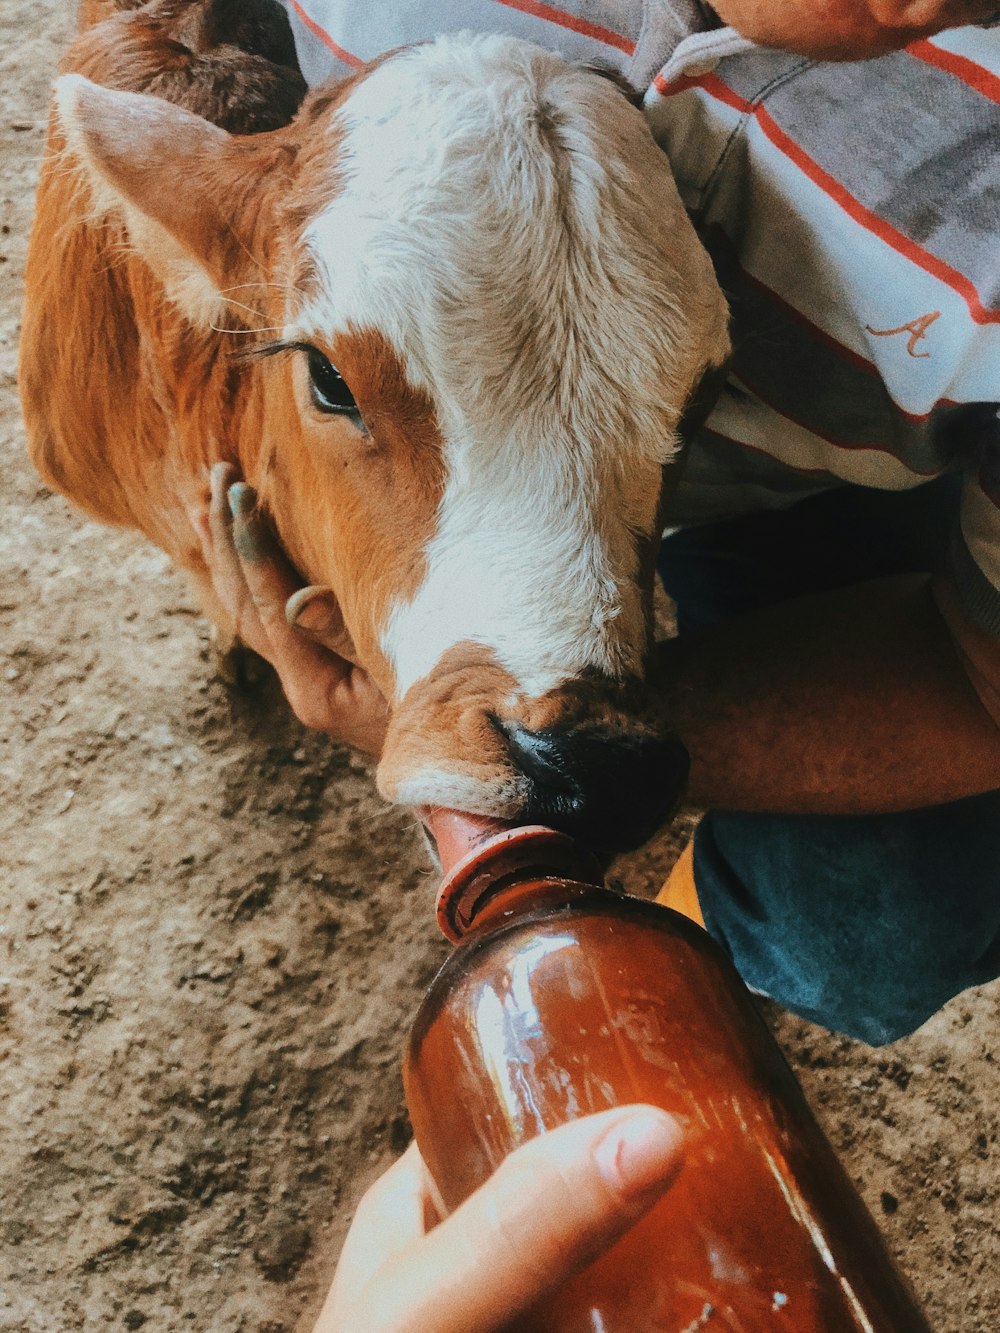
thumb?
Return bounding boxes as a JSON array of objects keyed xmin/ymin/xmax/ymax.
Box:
[
  {"xmin": 285, "ymin": 585, "xmax": 359, "ymax": 661},
  {"xmin": 359, "ymin": 1105, "xmax": 684, "ymax": 1333}
]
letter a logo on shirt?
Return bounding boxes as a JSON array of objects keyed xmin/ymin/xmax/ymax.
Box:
[{"xmin": 865, "ymin": 311, "xmax": 941, "ymax": 359}]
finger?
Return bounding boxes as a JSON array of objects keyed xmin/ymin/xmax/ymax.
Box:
[
  {"xmin": 207, "ymin": 461, "xmax": 247, "ymax": 614},
  {"xmin": 315, "ymin": 1144, "xmax": 431, "ymax": 1332},
  {"xmin": 213, "ymin": 475, "xmax": 348, "ymax": 667},
  {"xmin": 228, "ymin": 482, "xmax": 331, "ymax": 659},
  {"xmin": 228, "ymin": 483, "xmax": 389, "ymax": 748},
  {"xmin": 285, "ymin": 585, "xmax": 359, "ymax": 661},
  {"xmin": 314, "ymin": 666, "xmax": 390, "ymax": 756},
  {"xmin": 351, "ymin": 1106, "xmax": 684, "ymax": 1333},
  {"xmin": 204, "ymin": 463, "xmax": 273, "ymax": 660},
  {"xmin": 227, "ymin": 481, "xmax": 303, "ymax": 597},
  {"xmin": 226, "ymin": 480, "xmax": 343, "ymax": 679},
  {"xmin": 189, "ymin": 503, "xmax": 213, "ymax": 559}
]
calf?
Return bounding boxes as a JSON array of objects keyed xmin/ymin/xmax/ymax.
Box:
[{"xmin": 21, "ymin": 0, "xmax": 729, "ymax": 853}]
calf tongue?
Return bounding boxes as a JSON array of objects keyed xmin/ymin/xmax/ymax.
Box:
[
  {"xmin": 419, "ymin": 806, "xmax": 603, "ymax": 943},
  {"xmin": 419, "ymin": 806, "xmax": 515, "ymax": 874}
]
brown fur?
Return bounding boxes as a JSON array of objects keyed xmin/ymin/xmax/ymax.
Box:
[
  {"xmin": 70, "ymin": 1, "xmax": 305, "ymax": 132},
  {"xmin": 379, "ymin": 643, "xmax": 524, "ymax": 805},
  {"xmin": 19, "ymin": 3, "xmax": 423, "ymax": 680},
  {"xmin": 22, "ymin": 1, "xmax": 307, "ymax": 534},
  {"xmin": 259, "ymin": 328, "xmax": 448, "ymax": 680}
]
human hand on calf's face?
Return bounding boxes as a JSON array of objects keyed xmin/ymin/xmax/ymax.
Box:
[{"xmin": 191, "ymin": 461, "xmax": 389, "ymax": 756}]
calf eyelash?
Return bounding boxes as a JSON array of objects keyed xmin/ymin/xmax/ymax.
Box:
[
  {"xmin": 233, "ymin": 340, "xmax": 361, "ymax": 419},
  {"xmin": 231, "ymin": 338, "xmax": 307, "ymax": 364}
]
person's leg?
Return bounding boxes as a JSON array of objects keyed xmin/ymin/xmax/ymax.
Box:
[
  {"xmin": 693, "ymin": 796, "xmax": 1000, "ymax": 1044},
  {"xmin": 656, "ymin": 477, "xmax": 1000, "ymax": 1043}
]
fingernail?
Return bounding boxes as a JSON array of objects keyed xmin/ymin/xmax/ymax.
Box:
[
  {"xmin": 593, "ymin": 1110, "xmax": 683, "ymax": 1202},
  {"xmin": 228, "ymin": 482, "xmax": 257, "ymax": 519}
]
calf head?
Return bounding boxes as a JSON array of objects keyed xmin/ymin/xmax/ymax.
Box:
[{"xmin": 56, "ymin": 34, "xmax": 729, "ymax": 854}]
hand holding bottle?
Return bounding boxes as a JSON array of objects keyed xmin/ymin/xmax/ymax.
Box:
[{"xmin": 314, "ymin": 1106, "xmax": 684, "ymax": 1333}]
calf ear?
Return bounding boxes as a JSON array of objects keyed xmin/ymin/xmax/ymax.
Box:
[{"xmin": 53, "ymin": 74, "xmax": 296, "ymax": 326}]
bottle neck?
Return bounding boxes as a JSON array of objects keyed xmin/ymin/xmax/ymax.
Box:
[{"xmin": 421, "ymin": 808, "xmax": 604, "ymax": 944}]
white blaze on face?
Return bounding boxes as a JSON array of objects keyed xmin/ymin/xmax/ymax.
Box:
[
  {"xmin": 387, "ymin": 426, "xmax": 658, "ymax": 699},
  {"xmin": 297, "ymin": 35, "xmax": 729, "ymax": 702}
]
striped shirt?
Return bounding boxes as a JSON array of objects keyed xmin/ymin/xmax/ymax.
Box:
[{"xmin": 282, "ymin": 2, "xmax": 1000, "ymax": 636}]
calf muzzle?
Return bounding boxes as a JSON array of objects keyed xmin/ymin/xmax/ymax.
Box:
[{"xmin": 500, "ymin": 720, "xmax": 690, "ymax": 856}]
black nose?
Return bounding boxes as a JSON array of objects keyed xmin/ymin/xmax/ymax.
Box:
[{"xmin": 502, "ymin": 722, "xmax": 690, "ymax": 856}]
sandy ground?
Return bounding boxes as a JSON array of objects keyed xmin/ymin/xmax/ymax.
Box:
[{"xmin": 0, "ymin": 4, "xmax": 997, "ymax": 1330}]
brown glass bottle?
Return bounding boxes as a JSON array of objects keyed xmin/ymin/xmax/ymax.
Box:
[{"xmin": 403, "ymin": 811, "xmax": 933, "ymax": 1333}]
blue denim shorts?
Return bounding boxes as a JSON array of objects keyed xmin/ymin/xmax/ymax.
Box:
[{"xmin": 658, "ymin": 477, "xmax": 1000, "ymax": 1045}]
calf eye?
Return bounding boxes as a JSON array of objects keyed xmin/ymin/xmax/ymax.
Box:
[{"xmin": 305, "ymin": 346, "xmax": 358, "ymax": 416}]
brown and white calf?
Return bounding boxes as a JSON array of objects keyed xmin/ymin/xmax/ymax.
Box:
[{"xmin": 21, "ymin": 0, "xmax": 729, "ymax": 854}]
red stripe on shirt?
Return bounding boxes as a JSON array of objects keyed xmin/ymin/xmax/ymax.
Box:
[
  {"xmin": 492, "ymin": 0, "xmax": 635, "ymax": 54},
  {"xmin": 697, "ymin": 425, "xmax": 833, "ymax": 478},
  {"xmin": 753, "ymin": 104, "xmax": 1000, "ymax": 326},
  {"xmin": 659, "ymin": 73, "xmax": 1000, "ymax": 327},
  {"xmin": 742, "ymin": 267, "xmax": 886, "ymax": 382},
  {"xmin": 653, "ymin": 71, "xmax": 695, "ymax": 96},
  {"xmin": 698, "ymin": 223, "xmax": 881, "ymax": 379},
  {"xmin": 286, "ymin": 0, "xmax": 363, "ymax": 67},
  {"xmin": 731, "ymin": 370, "xmax": 945, "ymax": 474},
  {"xmin": 655, "ymin": 69, "xmax": 750, "ymax": 112},
  {"xmin": 699, "ymin": 226, "xmax": 947, "ymax": 424},
  {"xmin": 908, "ymin": 38, "xmax": 1000, "ymax": 105},
  {"xmin": 743, "ymin": 265, "xmax": 960, "ymax": 423}
]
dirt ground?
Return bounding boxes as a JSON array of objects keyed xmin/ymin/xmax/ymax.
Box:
[{"xmin": 0, "ymin": 4, "xmax": 997, "ymax": 1330}]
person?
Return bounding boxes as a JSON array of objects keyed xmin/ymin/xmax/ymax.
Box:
[{"xmin": 193, "ymin": 1, "xmax": 1000, "ymax": 1326}]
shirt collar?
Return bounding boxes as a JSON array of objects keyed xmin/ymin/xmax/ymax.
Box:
[{"xmin": 629, "ymin": 1, "xmax": 754, "ymax": 88}]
